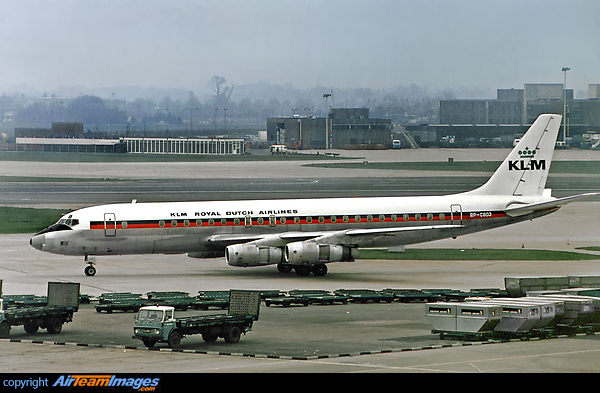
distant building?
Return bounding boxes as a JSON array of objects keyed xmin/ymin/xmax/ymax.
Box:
[
  {"xmin": 15, "ymin": 122, "xmax": 84, "ymax": 138},
  {"xmin": 589, "ymin": 84, "xmax": 600, "ymax": 99},
  {"xmin": 13, "ymin": 121, "xmax": 245, "ymax": 154},
  {"xmin": 435, "ymin": 83, "xmax": 600, "ymax": 147},
  {"xmin": 15, "ymin": 137, "xmax": 123, "ymax": 153},
  {"xmin": 123, "ymin": 137, "xmax": 245, "ymax": 155},
  {"xmin": 14, "ymin": 136, "xmax": 246, "ymax": 155},
  {"xmin": 267, "ymin": 108, "xmax": 392, "ymax": 149}
]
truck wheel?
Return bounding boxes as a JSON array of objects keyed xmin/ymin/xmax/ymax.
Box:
[
  {"xmin": 24, "ymin": 320, "xmax": 39, "ymax": 334},
  {"xmin": 202, "ymin": 332, "xmax": 218, "ymax": 343},
  {"xmin": 168, "ymin": 330, "xmax": 182, "ymax": 349},
  {"xmin": 46, "ymin": 317, "xmax": 63, "ymax": 334},
  {"xmin": 224, "ymin": 325, "xmax": 242, "ymax": 343},
  {"xmin": 0, "ymin": 321, "xmax": 10, "ymax": 338},
  {"xmin": 142, "ymin": 339, "xmax": 156, "ymax": 348}
]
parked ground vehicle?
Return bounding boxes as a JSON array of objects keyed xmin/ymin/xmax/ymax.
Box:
[
  {"xmin": 0, "ymin": 282, "xmax": 80, "ymax": 338},
  {"xmin": 133, "ymin": 290, "xmax": 260, "ymax": 349}
]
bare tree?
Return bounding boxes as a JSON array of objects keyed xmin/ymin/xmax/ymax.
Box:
[{"xmin": 208, "ymin": 76, "xmax": 233, "ymax": 107}]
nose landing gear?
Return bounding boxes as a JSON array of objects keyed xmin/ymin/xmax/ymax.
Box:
[{"xmin": 84, "ymin": 256, "xmax": 97, "ymax": 276}]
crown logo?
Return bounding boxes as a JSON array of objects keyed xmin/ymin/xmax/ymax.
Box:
[{"xmin": 518, "ymin": 147, "xmax": 536, "ymax": 158}]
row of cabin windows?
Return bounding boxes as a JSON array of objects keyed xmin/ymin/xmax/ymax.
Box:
[{"xmin": 119, "ymin": 213, "xmax": 449, "ymax": 229}]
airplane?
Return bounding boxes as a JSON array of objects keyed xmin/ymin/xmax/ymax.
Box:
[{"xmin": 29, "ymin": 114, "xmax": 598, "ymax": 277}]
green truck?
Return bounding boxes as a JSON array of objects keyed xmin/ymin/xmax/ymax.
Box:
[
  {"xmin": 133, "ymin": 290, "xmax": 260, "ymax": 349},
  {"xmin": 0, "ymin": 282, "xmax": 80, "ymax": 338}
]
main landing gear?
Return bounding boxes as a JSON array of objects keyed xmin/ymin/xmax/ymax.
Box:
[
  {"xmin": 277, "ymin": 263, "xmax": 328, "ymax": 277},
  {"xmin": 84, "ymin": 256, "xmax": 97, "ymax": 276}
]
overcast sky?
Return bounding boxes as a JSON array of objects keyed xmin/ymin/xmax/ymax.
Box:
[{"xmin": 1, "ymin": 0, "xmax": 598, "ymax": 97}]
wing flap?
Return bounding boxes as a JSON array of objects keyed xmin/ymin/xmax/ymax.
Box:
[{"xmin": 344, "ymin": 224, "xmax": 463, "ymax": 236}]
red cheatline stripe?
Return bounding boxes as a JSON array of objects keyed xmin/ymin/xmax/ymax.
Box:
[{"xmin": 89, "ymin": 211, "xmax": 507, "ymax": 230}]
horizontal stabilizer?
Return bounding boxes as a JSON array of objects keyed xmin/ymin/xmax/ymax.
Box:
[{"xmin": 504, "ymin": 193, "xmax": 600, "ymax": 217}]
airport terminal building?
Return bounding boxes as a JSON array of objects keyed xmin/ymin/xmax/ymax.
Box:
[
  {"xmin": 411, "ymin": 83, "xmax": 600, "ymax": 148},
  {"xmin": 267, "ymin": 108, "xmax": 392, "ymax": 150},
  {"xmin": 12, "ymin": 123, "xmax": 246, "ymax": 155}
]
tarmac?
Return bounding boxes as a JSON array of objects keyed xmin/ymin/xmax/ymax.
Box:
[{"xmin": 1, "ymin": 148, "xmax": 599, "ymax": 373}]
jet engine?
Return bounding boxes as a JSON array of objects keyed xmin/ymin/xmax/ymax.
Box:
[
  {"xmin": 226, "ymin": 244, "xmax": 283, "ymax": 267},
  {"xmin": 284, "ymin": 241, "xmax": 358, "ymax": 265}
]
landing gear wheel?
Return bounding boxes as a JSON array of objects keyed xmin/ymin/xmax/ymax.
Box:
[
  {"xmin": 294, "ymin": 266, "xmax": 311, "ymax": 276},
  {"xmin": 84, "ymin": 265, "xmax": 97, "ymax": 277},
  {"xmin": 277, "ymin": 263, "xmax": 293, "ymax": 273},
  {"xmin": 312, "ymin": 264, "xmax": 328, "ymax": 276}
]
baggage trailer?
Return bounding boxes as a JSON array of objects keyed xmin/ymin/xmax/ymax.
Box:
[
  {"xmin": 535, "ymin": 295, "xmax": 596, "ymax": 326},
  {"xmin": 427, "ymin": 302, "xmax": 502, "ymax": 338},
  {"xmin": 0, "ymin": 282, "xmax": 80, "ymax": 338},
  {"xmin": 426, "ymin": 303, "xmax": 458, "ymax": 333},
  {"xmin": 456, "ymin": 303, "xmax": 503, "ymax": 333},
  {"xmin": 133, "ymin": 290, "xmax": 260, "ymax": 349},
  {"xmin": 477, "ymin": 298, "xmax": 560, "ymax": 330}
]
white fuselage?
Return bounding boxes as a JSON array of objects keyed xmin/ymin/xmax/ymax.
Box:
[{"xmin": 30, "ymin": 192, "xmax": 554, "ymax": 257}]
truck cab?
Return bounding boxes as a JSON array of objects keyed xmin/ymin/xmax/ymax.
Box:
[{"xmin": 134, "ymin": 306, "xmax": 177, "ymax": 348}]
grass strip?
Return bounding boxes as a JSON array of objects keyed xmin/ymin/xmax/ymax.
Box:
[
  {"xmin": 0, "ymin": 206, "xmax": 65, "ymax": 234},
  {"xmin": 577, "ymin": 246, "xmax": 600, "ymax": 252}
]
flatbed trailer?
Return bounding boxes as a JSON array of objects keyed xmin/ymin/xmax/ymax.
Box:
[
  {"xmin": 0, "ymin": 282, "xmax": 80, "ymax": 338},
  {"xmin": 334, "ymin": 289, "xmax": 395, "ymax": 304},
  {"xmin": 96, "ymin": 291, "xmax": 231, "ymax": 313},
  {"xmin": 265, "ymin": 290, "xmax": 349, "ymax": 307},
  {"xmin": 133, "ymin": 290, "xmax": 260, "ymax": 349},
  {"xmin": 0, "ymin": 305, "xmax": 78, "ymax": 337}
]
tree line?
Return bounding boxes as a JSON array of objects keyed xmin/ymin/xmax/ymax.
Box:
[{"xmin": 3, "ymin": 77, "xmax": 454, "ymax": 128}]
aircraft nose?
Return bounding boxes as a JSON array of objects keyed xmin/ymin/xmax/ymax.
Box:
[{"xmin": 30, "ymin": 234, "xmax": 45, "ymax": 251}]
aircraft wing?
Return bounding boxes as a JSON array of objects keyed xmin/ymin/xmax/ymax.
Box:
[
  {"xmin": 504, "ymin": 193, "xmax": 600, "ymax": 217},
  {"xmin": 206, "ymin": 225, "xmax": 464, "ymax": 248},
  {"xmin": 206, "ymin": 231, "xmax": 329, "ymax": 247}
]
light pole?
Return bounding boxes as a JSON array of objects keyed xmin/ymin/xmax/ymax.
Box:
[
  {"xmin": 156, "ymin": 108, "xmax": 159, "ymax": 134},
  {"xmin": 185, "ymin": 107, "xmax": 199, "ymax": 135},
  {"xmin": 562, "ymin": 67, "xmax": 570, "ymax": 145},
  {"xmin": 323, "ymin": 93, "xmax": 332, "ymax": 149}
]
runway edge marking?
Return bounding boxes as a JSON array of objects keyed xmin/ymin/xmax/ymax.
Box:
[{"xmin": 6, "ymin": 334, "xmax": 596, "ymax": 360}]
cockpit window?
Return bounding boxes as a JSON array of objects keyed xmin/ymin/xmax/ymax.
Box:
[
  {"xmin": 60, "ymin": 218, "xmax": 79, "ymax": 227},
  {"xmin": 34, "ymin": 214, "xmax": 79, "ymax": 235}
]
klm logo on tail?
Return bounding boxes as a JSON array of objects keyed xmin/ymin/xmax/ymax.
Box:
[{"xmin": 508, "ymin": 147, "xmax": 546, "ymax": 171}]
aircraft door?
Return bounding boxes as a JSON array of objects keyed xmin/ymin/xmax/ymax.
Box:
[
  {"xmin": 450, "ymin": 204, "xmax": 462, "ymax": 225},
  {"xmin": 104, "ymin": 213, "xmax": 117, "ymax": 236}
]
